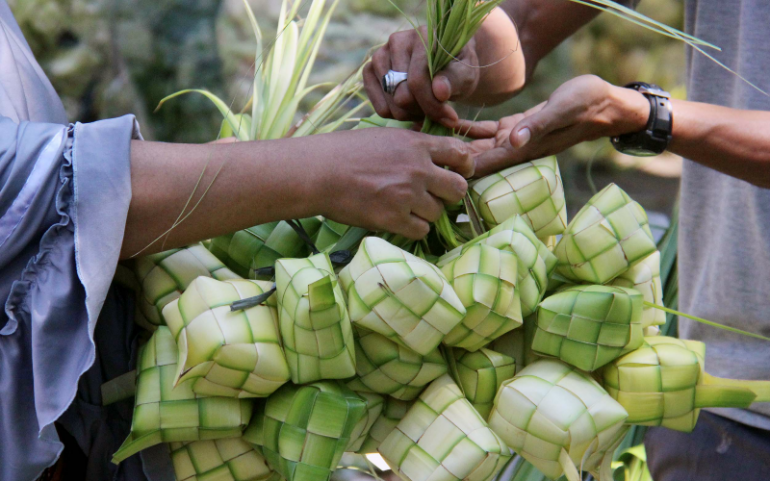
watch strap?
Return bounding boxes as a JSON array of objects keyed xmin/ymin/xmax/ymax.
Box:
[{"xmin": 611, "ymin": 82, "xmax": 673, "ymax": 156}]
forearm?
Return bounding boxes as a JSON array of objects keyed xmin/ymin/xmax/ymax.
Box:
[
  {"xmin": 461, "ymin": 7, "xmax": 526, "ymax": 106},
  {"xmin": 122, "ymin": 137, "xmax": 321, "ymax": 258},
  {"xmin": 667, "ymin": 100, "xmax": 770, "ymax": 188}
]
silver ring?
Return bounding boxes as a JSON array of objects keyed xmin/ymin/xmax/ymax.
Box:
[{"xmin": 382, "ymin": 70, "xmax": 408, "ymax": 95}]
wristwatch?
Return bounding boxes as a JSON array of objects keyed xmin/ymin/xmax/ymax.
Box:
[{"xmin": 611, "ymin": 82, "xmax": 673, "ymax": 156}]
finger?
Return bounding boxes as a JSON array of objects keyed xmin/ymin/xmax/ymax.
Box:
[
  {"xmin": 371, "ymin": 45, "xmax": 410, "ymax": 120},
  {"xmin": 473, "ymin": 147, "xmax": 529, "ymax": 178},
  {"xmin": 433, "ymin": 46, "xmax": 479, "ymax": 102},
  {"xmin": 393, "ymin": 214, "xmax": 431, "ymax": 240},
  {"xmin": 389, "ymin": 35, "xmax": 420, "ymax": 114},
  {"xmin": 411, "ymin": 191, "xmax": 445, "ymax": 223},
  {"xmin": 427, "ymin": 136, "xmax": 475, "ymax": 178},
  {"xmin": 427, "ymin": 168, "xmax": 468, "ymax": 205},
  {"xmin": 363, "ymin": 62, "xmax": 392, "ymax": 118},
  {"xmin": 454, "ymin": 120, "xmax": 499, "ymax": 139},
  {"xmin": 510, "ymin": 101, "xmax": 570, "ymax": 148},
  {"xmin": 408, "ymin": 40, "xmax": 459, "ymax": 127}
]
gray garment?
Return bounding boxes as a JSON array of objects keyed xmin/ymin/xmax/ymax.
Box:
[
  {"xmin": 644, "ymin": 411, "xmax": 770, "ymax": 480},
  {"xmin": 679, "ymin": 0, "xmax": 770, "ymax": 429},
  {"xmin": 0, "ymin": 1, "xmax": 150, "ymax": 480}
]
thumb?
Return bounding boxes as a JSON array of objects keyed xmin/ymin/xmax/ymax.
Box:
[
  {"xmin": 432, "ymin": 61, "xmax": 479, "ymax": 103},
  {"xmin": 508, "ymin": 103, "xmax": 563, "ymax": 148}
]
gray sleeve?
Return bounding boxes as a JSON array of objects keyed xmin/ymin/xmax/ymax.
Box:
[{"xmin": 0, "ymin": 114, "xmax": 139, "ymax": 481}]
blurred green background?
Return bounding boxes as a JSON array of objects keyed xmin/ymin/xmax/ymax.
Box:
[{"xmin": 9, "ymin": 0, "xmax": 684, "ymax": 219}]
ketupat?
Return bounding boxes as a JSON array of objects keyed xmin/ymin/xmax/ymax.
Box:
[
  {"xmin": 378, "ymin": 374, "xmax": 511, "ymax": 481},
  {"xmin": 133, "ymin": 244, "xmax": 240, "ymax": 330},
  {"xmin": 112, "ymin": 327, "xmax": 253, "ymax": 464},
  {"xmin": 314, "ymin": 218, "xmax": 350, "ymax": 252},
  {"xmin": 261, "ymin": 381, "xmax": 367, "ymax": 481},
  {"xmin": 357, "ymin": 397, "xmax": 413, "ymax": 454},
  {"xmin": 347, "ymin": 392, "xmax": 385, "ymax": 452},
  {"xmin": 608, "ymin": 251, "xmax": 665, "ymax": 329},
  {"xmin": 488, "ymin": 359, "xmax": 629, "ymax": 481},
  {"xmin": 470, "ymin": 157, "xmax": 567, "ymax": 237},
  {"xmin": 162, "ymin": 277, "xmax": 290, "ymax": 398},
  {"xmin": 170, "ymin": 438, "xmax": 280, "ymax": 481},
  {"xmin": 601, "ymin": 336, "xmax": 770, "ymax": 432},
  {"xmin": 208, "ymin": 220, "xmax": 321, "ymax": 279},
  {"xmin": 275, "ymin": 252, "xmax": 356, "ymax": 384},
  {"xmin": 339, "ymin": 237, "xmax": 466, "ymax": 356},
  {"xmin": 440, "ymin": 244, "xmax": 523, "ymax": 352},
  {"xmin": 439, "ymin": 216, "xmax": 557, "ymax": 318},
  {"xmin": 346, "ymin": 329, "xmax": 447, "ymax": 401},
  {"xmin": 454, "ymin": 348, "xmax": 516, "ymax": 420},
  {"xmin": 532, "ymin": 285, "xmax": 644, "ymax": 372},
  {"xmin": 553, "ymin": 183, "xmax": 657, "ymax": 284}
]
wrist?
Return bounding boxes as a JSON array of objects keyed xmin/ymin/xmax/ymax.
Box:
[{"xmin": 608, "ymin": 85, "xmax": 651, "ymax": 135}]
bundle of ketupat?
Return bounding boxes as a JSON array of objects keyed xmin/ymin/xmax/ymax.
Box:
[
  {"xmin": 553, "ymin": 183, "xmax": 657, "ymax": 284},
  {"xmin": 275, "ymin": 252, "xmax": 356, "ymax": 384},
  {"xmin": 112, "ymin": 327, "xmax": 253, "ymax": 464},
  {"xmin": 600, "ymin": 336, "xmax": 770, "ymax": 432},
  {"xmin": 440, "ymin": 243, "xmax": 523, "ymax": 351},
  {"xmin": 531, "ymin": 285, "xmax": 644, "ymax": 372},
  {"xmin": 347, "ymin": 329, "xmax": 448, "ymax": 401},
  {"xmin": 378, "ymin": 374, "xmax": 512, "ymax": 481},
  {"xmin": 260, "ymin": 381, "xmax": 367, "ymax": 481},
  {"xmin": 339, "ymin": 237, "xmax": 467, "ymax": 356},
  {"xmin": 438, "ymin": 216, "xmax": 557, "ymax": 318},
  {"xmin": 608, "ymin": 251, "xmax": 666, "ymax": 332},
  {"xmin": 133, "ymin": 244, "xmax": 240, "ymax": 330},
  {"xmin": 470, "ymin": 157, "xmax": 567, "ymax": 237},
  {"xmin": 488, "ymin": 359, "xmax": 629, "ymax": 481},
  {"xmin": 170, "ymin": 438, "xmax": 280, "ymax": 481},
  {"xmin": 454, "ymin": 348, "xmax": 516, "ymax": 420},
  {"xmin": 162, "ymin": 277, "xmax": 290, "ymax": 398}
]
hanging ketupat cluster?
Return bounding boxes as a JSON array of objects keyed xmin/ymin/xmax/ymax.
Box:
[{"xmin": 115, "ymin": 1, "xmax": 770, "ymax": 481}]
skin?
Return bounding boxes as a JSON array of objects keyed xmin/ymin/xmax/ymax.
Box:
[
  {"xmin": 122, "ymin": 128, "xmax": 478, "ymax": 259},
  {"xmin": 364, "ymin": 1, "xmax": 770, "ymax": 185}
]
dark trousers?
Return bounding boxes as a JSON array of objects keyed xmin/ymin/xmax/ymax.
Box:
[{"xmin": 645, "ymin": 411, "xmax": 770, "ymax": 480}]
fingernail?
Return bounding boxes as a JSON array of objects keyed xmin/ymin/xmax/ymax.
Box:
[
  {"xmin": 440, "ymin": 116, "xmax": 457, "ymax": 128},
  {"xmin": 516, "ymin": 128, "xmax": 531, "ymax": 147},
  {"xmin": 435, "ymin": 76, "xmax": 452, "ymax": 102}
]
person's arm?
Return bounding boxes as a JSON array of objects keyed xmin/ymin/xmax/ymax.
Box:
[
  {"xmin": 462, "ymin": 75, "xmax": 770, "ymax": 187},
  {"xmin": 363, "ymin": 0, "xmax": 604, "ymax": 126},
  {"xmin": 122, "ymin": 128, "xmax": 474, "ymax": 258}
]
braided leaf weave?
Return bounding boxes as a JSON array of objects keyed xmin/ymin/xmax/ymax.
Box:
[
  {"xmin": 275, "ymin": 252, "xmax": 356, "ymax": 384},
  {"xmin": 439, "ymin": 216, "xmax": 556, "ymax": 318},
  {"xmin": 133, "ymin": 244, "xmax": 240, "ymax": 330},
  {"xmin": 454, "ymin": 348, "xmax": 516, "ymax": 420},
  {"xmin": 379, "ymin": 374, "xmax": 511, "ymax": 481},
  {"xmin": 532, "ymin": 285, "xmax": 644, "ymax": 372},
  {"xmin": 553, "ymin": 183, "xmax": 656, "ymax": 284},
  {"xmin": 441, "ymin": 244, "xmax": 523, "ymax": 351},
  {"xmin": 112, "ymin": 327, "xmax": 252, "ymax": 463},
  {"xmin": 470, "ymin": 157, "xmax": 567, "ymax": 237},
  {"xmin": 340, "ymin": 237, "xmax": 466, "ymax": 356},
  {"xmin": 163, "ymin": 277, "xmax": 290, "ymax": 398},
  {"xmin": 261, "ymin": 382, "xmax": 367, "ymax": 481},
  {"xmin": 170, "ymin": 438, "xmax": 280, "ymax": 481},
  {"xmin": 346, "ymin": 329, "xmax": 447, "ymax": 401},
  {"xmin": 488, "ymin": 359, "xmax": 628, "ymax": 481},
  {"xmin": 208, "ymin": 219, "xmax": 321, "ymax": 279},
  {"xmin": 608, "ymin": 251, "xmax": 665, "ymax": 329}
]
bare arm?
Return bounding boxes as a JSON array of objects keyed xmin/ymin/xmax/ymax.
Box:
[
  {"xmin": 121, "ymin": 128, "xmax": 475, "ymax": 258},
  {"xmin": 463, "ymin": 75, "xmax": 770, "ymax": 187}
]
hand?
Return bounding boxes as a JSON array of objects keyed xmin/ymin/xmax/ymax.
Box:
[
  {"xmin": 310, "ymin": 128, "xmax": 478, "ymax": 239},
  {"xmin": 363, "ymin": 26, "xmax": 481, "ymax": 128},
  {"xmin": 461, "ymin": 75, "xmax": 651, "ymax": 176}
]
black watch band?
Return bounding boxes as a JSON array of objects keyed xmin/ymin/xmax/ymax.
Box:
[{"xmin": 611, "ymin": 82, "xmax": 673, "ymax": 157}]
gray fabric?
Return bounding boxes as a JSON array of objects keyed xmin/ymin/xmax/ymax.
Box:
[
  {"xmin": 0, "ymin": 1, "xmax": 145, "ymax": 479},
  {"xmin": 679, "ymin": 0, "xmax": 770, "ymax": 429},
  {"xmin": 644, "ymin": 411, "xmax": 770, "ymax": 480}
]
